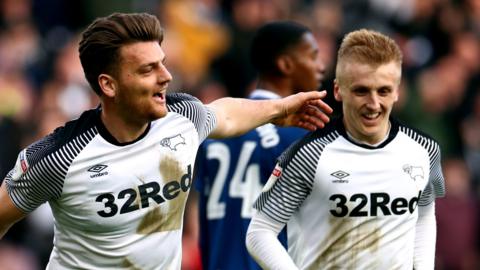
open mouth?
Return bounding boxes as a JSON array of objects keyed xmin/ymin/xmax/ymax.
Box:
[
  {"xmin": 361, "ymin": 112, "xmax": 381, "ymax": 126},
  {"xmin": 363, "ymin": 112, "xmax": 380, "ymax": 120},
  {"xmin": 153, "ymin": 92, "xmax": 165, "ymax": 102}
]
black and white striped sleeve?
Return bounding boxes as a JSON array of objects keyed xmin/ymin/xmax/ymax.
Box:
[
  {"xmin": 254, "ymin": 135, "xmax": 324, "ymax": 224},
  {"xmin": 400, "ymin": 126, "xmax": 445, "ymax": 206},
  {"xmin": 420, "ymin": 140, "xmax": 445, "ymax": 206},
  {"xmin": 5, "ymin": 126, "xmax": 97, "ymax": 213},
  {"xmin": 166, "ymin": 93, "xmax": 217, "ymax": 143}
]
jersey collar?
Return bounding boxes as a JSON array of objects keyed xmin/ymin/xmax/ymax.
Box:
[
  {"xmin": 335, "ymin": 116, "xmax": 400, "ymax": 149},
  {"xmin": 248, "ymin": 89, "xmax": 281, "ymax": 100},
  {"xmin": 95, "ymin": 108, "xmax": 151, "ymax": 146}
]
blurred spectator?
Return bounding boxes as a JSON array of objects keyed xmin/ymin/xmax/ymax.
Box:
[
  {"xmin": 0, "ymin": 242, "xmax": 39, "ymax": 270},
  {"xmin": 0, "ymin": 22, "xmax": 37, "ymax": 122},
  {"xmin": 395, "ymin": 54, "xmax": 467, "ymax": 158},
  {"xmin": 159, "ymin": 0, "xmax": 229, "ymax": 91},
  {"xmin": 182, "ymin": 191, "xmax": 202, "ymax": 270},
  {"xmin": 211, "ymin": 0, "xmax": 289, "ymax": 97},
  {"xmin": 461, "ymin": 91, "xmax": 480, "ymax": 192},
  {"xmin": 436, "ymin": 158, "xmax": 480, "ymax": 270},
  {"xmin": 0, "ymin": 117, "xmax": 21, "ymax": 180},
  {"xmin": 465, "ymin": 0, "xmax": 480, "ymax": 34},
  {"xmin": 36, "ymin": 36, "xmax": 96, "ymax": 121}
]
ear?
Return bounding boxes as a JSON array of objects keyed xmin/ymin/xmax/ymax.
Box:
[
  {"xmin": 98, "ymin": 74, "xmax": 117, "ymax": 98},
  {"xmin": 333, "ymin": 79, "xmax": 342, "ymax": 102},
  {"xmin": 393, "ymin": 80, "xmax": 401, "ymax": 102},
  {"xmin": 276, "ymin": 55, "xmax": 294, "ymax": 76}
]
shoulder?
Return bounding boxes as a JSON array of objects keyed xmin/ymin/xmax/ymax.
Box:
[
  {"xmin": 166, "ymin": 92, "xmax": 202, "ymax": 106},
  {"xmin": 53, "ymin": 109, "xmax": 99, "ymax": 144},
  {"xmin": 166, "ymin": 92, "xmax": 216, "ymax": 141},
  {"xmin": 278, "ymin": 120, "xmax": 341, "ymax": 167},
  {"xmin": 165, "ymin": 92, "xmax": 212, "ymax": 120},
  {"xmin": 25, "ymin": 110, "xmax": 99, "ymax": 168},
  {"xmin": 6, "ymin": 109, "xmax": 99, "ymax": 211},
  {"xmin": 394, "ymin": 118, "xmax": 441, "ymax": 152}
]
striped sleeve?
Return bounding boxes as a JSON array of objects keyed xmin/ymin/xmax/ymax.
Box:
[
  {"xmin": 254, "ymin": 131, "xmax": 339, "ymax": 224},
  {"xmin": 166, "ymin": 93, "xmax": 217, "ymax": 143},
  {"xmin": 400, "ymin": 126, "xmax": 445, "ymax": 206},
  {"xmin": 5, "ymin": 126, "xmax": 97, "ymax": 213}
]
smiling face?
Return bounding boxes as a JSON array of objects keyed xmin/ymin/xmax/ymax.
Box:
[
  {"xmin": 107, "ymin": 41, "xmax": 172, "ymax": 125},
  {"xmin": 334, "ymin": 61, "xmax": 400, "ymax": 144}
]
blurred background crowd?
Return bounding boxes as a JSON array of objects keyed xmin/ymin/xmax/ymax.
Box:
[{"xmin": 0, "ymin": 0, "xmax": 479, "ymax": 269}]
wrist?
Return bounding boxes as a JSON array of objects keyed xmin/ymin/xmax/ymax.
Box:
[{"xmin": 269, "ymin": 98, "xmax": 286, "ymax": 121}]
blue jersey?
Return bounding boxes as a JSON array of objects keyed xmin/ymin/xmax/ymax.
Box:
[{"xmin": 194, "ymin": 90, "xmax": 308, "ymax": 270}]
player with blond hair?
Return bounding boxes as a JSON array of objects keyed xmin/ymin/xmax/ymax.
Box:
[{"xmin": 247, "ymin": 29, "xmax": 444, "ymax": 270}]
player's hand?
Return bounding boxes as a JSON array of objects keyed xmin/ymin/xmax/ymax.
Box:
[{"xmin": 272, "ymin": 91, "xmax": 333, "ymax": 131}]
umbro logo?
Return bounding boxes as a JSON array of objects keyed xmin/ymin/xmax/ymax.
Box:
[
  {"xmin": 88, "ymin": 164, "xmax": 108, "ymax": 178},
  {"xmin": 331, "ymin": 170, "xmax": 350, "ymax": 183}
]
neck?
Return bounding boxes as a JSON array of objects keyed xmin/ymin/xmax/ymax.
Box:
[
  {"xmin": 345, "ymin": 121, "xmax": 391, "ymax": 146},
  {"xmin": 256, "ymin": 77, "xmax": 291, "ymax": 97},
  {"xmin": 100, "ymin": 105, "xmax": 149, "ymax": 144}
]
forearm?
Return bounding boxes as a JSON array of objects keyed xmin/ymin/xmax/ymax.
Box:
[
  {"xmin": 0, "ymin": 183, "xmax": 26, "ymax": 239},
  {"xmin": 0, "ymin": 223, "xmax": 13, "ymax": 239},
  {"xmin": 208, "ymin": 97, "xmax": 282, "ymax": 138},
  {"xmin": 414, "ymin": 202, "xmax": 437, "ymax": 270},
  {"xmin": 246, "ymin": 211, "xmax": 298, "ymax": 270},
  {"xmin": 207, "ymin": 91, "xmax": 332, "ymax": 138}
]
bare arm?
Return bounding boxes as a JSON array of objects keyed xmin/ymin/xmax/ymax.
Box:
[
  {"xmin": 207, "ymin": 91, "xmax": 332, "ymax": 139},
  {"xmin": 0, "ymin": 182, "xmax": 26, "ymax": 238}
]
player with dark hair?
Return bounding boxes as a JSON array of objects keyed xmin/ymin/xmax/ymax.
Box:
[
  {"xmin": 246, "ymin": 29, "xmax": 445, "ymax": 269},
  {"xmin": 0, "ymin": 13, "xmax": 332, "ymax": 269},
  {"xmin": 195, "ymin": 21, "xmax": 325, "ymax": 270}
]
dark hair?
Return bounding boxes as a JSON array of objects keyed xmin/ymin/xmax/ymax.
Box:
[
  {"xmin": 79, "ymin": 13, "xmax": 163, "ymax": 95},
  {"xmin": 250, "ymin": 21, "xmax": 311, "ymax": 76}
]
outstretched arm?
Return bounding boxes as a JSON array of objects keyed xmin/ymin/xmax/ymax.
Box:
[
  {"xmin": 0, "ymin": 182, "xmax": 26, "ymax": 238},
  {"xmin": 207, "ymin": 91, "xmax": 332, "ymax": 139}
]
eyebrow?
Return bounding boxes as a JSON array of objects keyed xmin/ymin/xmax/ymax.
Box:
[
  {"xmin": 140, "ymin": 58, "xmax": 163, "ymax": 68},
  {"xmin": 146, "ymin": 56, "xmax": 167, "ymax": 66},
  {"xmin": 138, "ymin": 62, "xmax": 157, "ymax": 69}
]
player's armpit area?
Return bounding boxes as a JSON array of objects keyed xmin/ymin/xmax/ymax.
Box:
[{"xmin": 0, "ymin": 182, "xmax": 26, "ymax": 238}]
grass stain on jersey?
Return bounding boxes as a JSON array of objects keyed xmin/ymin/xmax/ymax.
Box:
[
  {"xmin": 313, "ymin": 217, "xmax": 351, "ymax": 268},
  {"xmin": 159, "ymin": 155, "xmax": 184, "ymax": 181},
  {"xmin": 312, "ymin": 217, "xmax": 381, "ymax": 269},
  {"xmin": 122, "ymin": 257, "xmax": 142, "ymax": 270},
  {"xmin": 134, "ymin": 185, "xmax": 141, "ymax": 209},
  {"xmin": 134, "ymin": 176, "xmax": 144, "ymax": 207},
  {"xmin": 160, "ymin": 155, "xmax": 188, "ymax": 230},
  {"xmin": 137, "ymin": 156, "xmax": 188, "ymax": 234},
  {"xmin": 137, "ymin": 202, "xmax": 185, "ymax": 234}
]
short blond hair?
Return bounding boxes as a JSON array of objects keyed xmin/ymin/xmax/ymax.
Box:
[{"xmin": 335, "ymin": 29, "xmax": 402, "ymax": 84}]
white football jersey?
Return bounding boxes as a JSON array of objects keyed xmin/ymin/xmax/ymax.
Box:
[
  {"xmin": 254, "ymin": 118, "xmax": 445, "ymax": 270},
  {"xmin": 5, "ymin": 93, "xmax": 216, "ymax": 270}
]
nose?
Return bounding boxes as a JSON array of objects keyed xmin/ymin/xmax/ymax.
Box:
[
  {"xmin": 316, "ymin": 57, "xmax": 326, "ymax": 75},
  {"xmin": 366, "ymin": 92, "xmax": 381, "ymax": 110},
  {"xmin": 158, "ymin": 64, "xmax": 173, "ymax": 84}
]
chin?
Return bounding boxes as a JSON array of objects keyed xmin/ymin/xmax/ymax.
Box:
[{"xmin": 147, "ymin": 110, "xmax": 167, "ymax": 121}]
